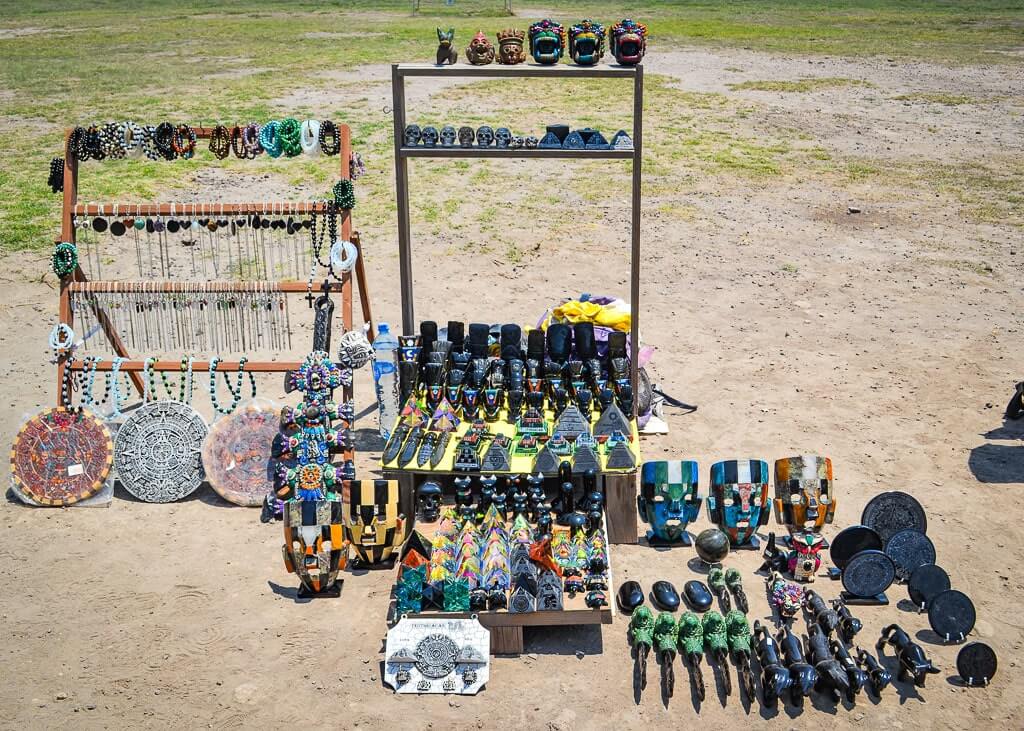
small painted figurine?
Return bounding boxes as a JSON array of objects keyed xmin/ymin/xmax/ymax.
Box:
[
  {"xmin": 773, "ymin": 455, "xmax": 836, "ymax": 536},
  {"xmin": 707, "ymin": 459, "xmax": 770, "ymax": 546},
  {"xmin": 609, "ymin": 19, "xmax": 647, "ymax": 66},
  {"xmin": 345, "ymin": 479, "xmax": 408, "ymax": 566},
  {"xmin": 638, "ymin": 460, "xmax": 701, "ymax": 544},
  {"xmin": 568, "ymin": 19, "xmax": 605, "ymax": 65},
  {"xmin": 765, "ymin": 570, "xmax": 804, "ymax": 623},
  {"xmin": 496, "ymin": 28, "xmax": 526, "ymax": 64},
  {"xmin": 876, "ymin": 624, "xmax": 940, "ymax": 687},
  {"xmin": 282, "ymin": 498, "xmax": 348, "ymax": 598},
  {"xmin": 436, "ymin": 28, "xmax": 457, "ymax": 65},
  {"xmin": 788, "ymin": 531, "xmax": 825, "ymax": 582},
  {"xmin": 465, "ymin": 30, "xmax": 495, "ymax": 65},
  {"xmin": 528, "ymin": 19, "xmax": 565, "ymax": 65}
]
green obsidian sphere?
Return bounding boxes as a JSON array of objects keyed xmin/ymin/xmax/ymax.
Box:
[{"xmin": 695, "ymin": 528, "xmax": 731, "ymax": 564}]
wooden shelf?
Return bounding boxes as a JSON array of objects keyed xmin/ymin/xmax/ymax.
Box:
[
  {"xmin": 395, "ymin": 62, "xmax": 640, "ymax": 79},
  {"xmin": 399, "ymin": 146, "xmax": 633, "ymax": 159}
]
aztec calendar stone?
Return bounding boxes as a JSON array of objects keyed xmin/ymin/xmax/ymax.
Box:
[
  {"xmin": 10, "ymin": 407, "xmax": 113, "ymax": 506},
  {"xmin": 114, "ymin": 400, "xmax": 208, "ymax": 503},
  {"xmin": 201, "ymin": 400, "xmax": 281, "ymax": 507}
]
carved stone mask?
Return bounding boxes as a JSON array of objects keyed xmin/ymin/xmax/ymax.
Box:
[
  {"xmin": 495, "ymin": 127, "xmax": 512, "ymax": 148},
  {"xmin": 421, "ymin": 126, "xmax": 438, "ymax": 147},
  {"xmin": 476, "ymin": 125, "xmax": 494, "ymax": 147},
  {"xmin": 403, "ymin": 124, "xmax": 421, "ymax": 147},
  {"xmin": 458, "ymin": 126, "xmax": 475, "ymax": 147},
  {"xmin": 439, "ymin": 125, "xmax": 457, "ymax": 146}
]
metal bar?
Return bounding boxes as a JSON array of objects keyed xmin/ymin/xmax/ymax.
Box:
[
  {"xmin": 400, "ymin": 147, "xmax": 632, "ymax": 159},
  {"xmin": 66, "ymin": 360, "xmax": 301, "ymax": 372},
  {"xmin": 629, "ymin": 65, "xmax": 643, "ymax": 420},
  {"xmin": 396, "ymin": 63, "xmax": 637, "ymax": 79},
  {"xmin": 392, "ymin": 64, "xmax": 415, "ymax": 334},
  {"xmin": 73, "ymin": 201, "xmax": 332, "ymax": 216},
  {"xmin": 67, "ymin": 280, "xmax": 350, "ymax": 293}
]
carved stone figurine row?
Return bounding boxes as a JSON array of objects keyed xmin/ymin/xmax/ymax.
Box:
[
  {"xmin": 416, "ymin": 464, "xmax": 606, "ymax": 536},
  {"xmin": 435, "ymin": 19, "xmax": 647, "ymax": 67}
]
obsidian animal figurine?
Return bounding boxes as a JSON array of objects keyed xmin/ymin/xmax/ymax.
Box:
[
  {"xmin": 436, "ymin": 28, "xmax": 458, "ymax": 65},
  {"xmin": 759, "ymin": 531, "xmax": 789, "ymax": 573},
  {"xmin": 832, "ymin": 640, "xmax": 869, "ymax": 703},
  {"xmin": 753, "ymin": 621, "xmax": 793, "ymax": 708},
  {"xmin": 805, "ymin": 589, "xmax": 840, "ymax": 637},
  {"xmin": 778, "ymin": 626, "xmax": 818, "ymax": 707},
  {"xmin": 806, "ymin": 625, "xmax": 850, "ymax": 702},
  {"xmin": 834, "ymin": 598, "xmax": 863, "ymax": 645},
  {"xmin": 856, "ymin": 647, "xmax": 892, "ymax": 697},
  {"xmin": 876, "ymin": 624, "xmax": 940, "ymax": 687}
]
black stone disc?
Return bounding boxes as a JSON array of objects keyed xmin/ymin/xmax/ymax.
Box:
[
  {"xmin": 957, "ymin": 642, "xmax": 997, "ymax": 686},
  {"xmin": 829, "ymin": 525, "xmax": 883, "ymax": 570},
  {"xmin": 929, "ymin": 589, "xmax": 975, "ymax": 642},
  {"xmin": 885, "ymin": 529, "xmax": 936, "ymax": 581},
  {"xmin": 907, "ymin": 563, "xmax": 951, "ymax": 607},
  {"xmin": 841, "ymin": 549, "xmax": 896, "ymax": 598},
  {"xmin": 861, "ymin": 491, "xmax": 927, "ymax": 544}
]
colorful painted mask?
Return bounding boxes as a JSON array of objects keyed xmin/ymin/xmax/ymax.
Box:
[
  {"xmin": 708, "ymin": 459, "xmax": 770, "ymax": 546},
  {"xmin": 773, "ymin": 456, "xmax": 836, "ymax": 535},
  {"xmin": 496, "ymin": 28, "xmax": 526, "ymax": 65},
  {"xmin": 528, "ymin": 19, "xmax": 565, "ymax": 65},
  {"xmin": 465, "ymin": 30, "xmax": 495, "ymax": 65},
  {"xmin": 568, "ymin": 19, "xmax": 605, "ymax": 65},
  {"xmin": 345, "ymin": 479, "xmax": 408, "ymax": 565},
  {"xmin": 609, "ymin": 18, "xmax": 647, "ymax": 66},
  {"xmin": 788, "ymin": 532, "xmax": 826, "ymax": 583},
  {"xmin": 638, "ymin": 460, "xmax": 701, "ymax": 543},
  {"xmin": 282, "ymin": 498, "xmax": 348, "ymax": 597}
]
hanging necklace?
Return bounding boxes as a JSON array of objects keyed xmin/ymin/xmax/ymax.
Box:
[
  {"xmin": 109, "ymin": 357, "xmax": 128, "ymax": 418},
  {"xmin": 81, "ymin": 356, "xmax": 112, "ymax": 408},
  {"xmin": 159, "ymin": 356, "xmax": 190, "ymax": 402},
  {"xmin": 209, "ymin": 356, "xmax": 255, "ymax": 415},
  {"xmin": 143, "ymin": 356, "xmax": 157, "ymax": 402}
]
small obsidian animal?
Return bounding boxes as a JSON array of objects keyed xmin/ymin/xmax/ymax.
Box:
[
  {"xmin": 436, "ymin": 28, "xmax": 457, "ymax": 65},
  {"xmin": 876, "ymin": 624, "xmax": 940, "ymax": 687}
]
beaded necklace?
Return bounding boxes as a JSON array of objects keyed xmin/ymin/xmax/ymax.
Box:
[
  {"xmin": 159, "ymin": 356, "xmax": 192, "ymax": 402},
  {"xmin": 109, "ymin": 357, "xmax": 128, "ymax": 418},
  {"xmin": 209, "ymin": 356, "xmax": 255, "ymax": 414}
]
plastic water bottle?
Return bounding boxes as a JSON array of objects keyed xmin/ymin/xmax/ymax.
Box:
[{"xmin": 372, "ymin": 323, "xmax": 400, "ymax": 440}]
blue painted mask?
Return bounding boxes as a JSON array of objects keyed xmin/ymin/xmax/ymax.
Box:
[
  {"xmin": 708, "ymin": 459, "xmax": 770, "ymax": 546},
  {"xmin": 638, "ymin": 460, "xmax": 701, "ymax": 543}
]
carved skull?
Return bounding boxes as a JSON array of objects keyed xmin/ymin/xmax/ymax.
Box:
[
  {"xmin": 495, "ymin": 127, "xmax": 512, "ymax": 148},
  {"xmin": 421, "ymin": 126, "xmax": 439, "ymax": 147},
  {"xmin": 524, "ymin": 135, "xmax": 539, "ymax": 148},
  {"xmin": 476, "ymin": 126, "xmax": 494, "ymax": 147},
  {"xmin": 403, "ymin": 124, "xmax": 421, "ymax": 147},
  {"xmin": 458, "ymin": 126, "xmax": 475, "ymax": 147},
  {"xmin": 510, "ymin": 135, "xmax": 524, "ymax": 149},
  {"xmin": 439, "ymin": 125, "xmax": 457, "ymax": 146}
]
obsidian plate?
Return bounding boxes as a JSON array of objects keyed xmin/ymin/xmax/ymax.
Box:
[
  {"xmin": 885, "ymin": 529, "xmax": 936, "ymax": 581},
  {"xmin": 928, "ymin": 589, "xmax": 975, "ymax": 642},
  {"xmin": 861, "ymin": 491, "xmax": 927, "ymax": 544},
  {"xmin": 957, "ymin": 642, "xmax": 997, "ymax": 686},
  {"xmin": 907, "ymin": 563, "xmax": 951, "ymax": 608},
  {"xmin": 842, "ymin": 549, "xmax": 896, "ymax": 598},
  {"xmin": 830, "ymin": 525, "xmax": 883, "ymax": 570}
]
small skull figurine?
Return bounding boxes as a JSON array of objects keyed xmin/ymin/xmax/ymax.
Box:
[
  {"xmin": 524, "ymin": 135, "xmax": 539, "ymax": 148},
  {"xmin": 495, "ymin": 127, "xmax": 512, "ymax": 148},
  {"xmin": 403, "ymin": 124, "xmax": 422, "ymax": 147},
  {"xmin": 458, "ymin": 126, "xmax": 475, "ymax": 147},
  {"xmin": 421, "ymin": 126, "xmax": 439, "ymax": 147},
  {"xmin": 510, "ymin": 135, "xmax": 524, "ymax": 149},
  {"xmin": 439, "ymin": 125, "xmax": 457, "ymax": 147},
  {"xmin": 476, "ymin": 126, "xmax": 494, "ymax": 147},
  {"xmin": 417, "ymin": 480, "xmax": 442, "ymax": 523}
]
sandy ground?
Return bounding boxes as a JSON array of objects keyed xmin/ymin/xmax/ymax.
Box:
[{"xmin": 2, "ymin": 46, "xmax": 1023, "ymax": 729}]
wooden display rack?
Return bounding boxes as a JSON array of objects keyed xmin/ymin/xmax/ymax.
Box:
[
  {"xmin": 388, "ymin": 63, "xmax": 644, "ymax": 544},
  {"xmin": 55, "ymin": 124, "xmax": 375, "ymax": 473},
  {"xmin": 386, "ymin": 517, "xmax": 615, "ymax": 655}
]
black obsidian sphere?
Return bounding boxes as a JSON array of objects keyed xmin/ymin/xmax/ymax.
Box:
[{"xmin": 695, "ymin": 528, "xmax": 731, "ymax": 564}]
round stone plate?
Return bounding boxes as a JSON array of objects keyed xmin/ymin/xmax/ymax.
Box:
[
  {"xmin": 929, "ymin": 589, "xmax": 976, "ymax": 642},
  {"xmin": 114, "ymin": 400, "xmax": 208, "ymax": 503},
  {"xmin": 908, "ymin": 563, "xmax": 951, "ymax": 608},
  {"xmin": 10, "ymin": 407, "xmax": 113, "ymax": 506},
  {"xmin": 861, "ymin": 491, "xmax": 927, "ymax": 544},
  {"xmin": 202, "ymin": 400, "xmax": 281, "ymax": 506},
  {"xmin": 957, "ymin": 642, "xmax": 997, "ymax": 686},
  {"xmin": 885, "ymin": 529, "xmax": 936, "ymax": 581},
  {"xmin": 830, "ymin": 525, "xmax": 883, "ymax": 570},
  {"xmin": 842, "ymin": 549, "xmax": 896, "ymax": 598}
]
